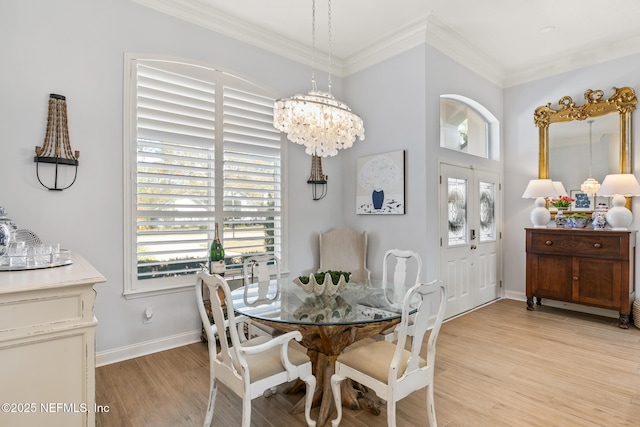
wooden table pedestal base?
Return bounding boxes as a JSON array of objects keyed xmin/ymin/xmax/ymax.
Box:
[{"xmin": 257, "ymin": 318, "xmax": 399, "ymax": 427}]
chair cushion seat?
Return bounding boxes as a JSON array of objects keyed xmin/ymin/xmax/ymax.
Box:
[
  {"xmin": 222, "ymin": 336, "xmax": 310, "ymax": 382},
  {"xmin": 336, "ymin": 341, "xmax": 425, "ymax": 383}
]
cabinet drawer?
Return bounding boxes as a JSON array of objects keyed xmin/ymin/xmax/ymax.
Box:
[{"xmin": 528, "ymin": 232, "xmax": 622, "ymax": 259}]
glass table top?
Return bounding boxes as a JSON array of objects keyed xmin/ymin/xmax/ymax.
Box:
[{"xmin": 232, "ymin": 278, "xmax": 413, "ymax": 326}]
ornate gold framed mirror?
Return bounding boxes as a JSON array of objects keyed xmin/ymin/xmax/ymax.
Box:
[{"xmin": 534, "ymin": 86, "xmax": 637, "ymax": 210}]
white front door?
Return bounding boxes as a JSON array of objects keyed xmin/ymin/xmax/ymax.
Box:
[{"xmin": 440, "ymin": 163, "xmax": 501, "ymax": 319}]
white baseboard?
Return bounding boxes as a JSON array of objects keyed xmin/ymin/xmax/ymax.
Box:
[
  {"xmin": 96, "ymin": 330, "xmax": 202, "ymax": 367},
  {"xmin": 502, "ymin": 291, "xmax": 618, "ymax": 319},
  {"xmin": 96, "ymin": 292, "xmax": 622, "ymax": 367},
  {"xmin": 503, "ymin": 290, "xmax": 526, "ymax": 302}
]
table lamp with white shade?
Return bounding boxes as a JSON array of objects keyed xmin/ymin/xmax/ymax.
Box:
[
  {"xmin": 522, "ymin": 179, "xmax": 558, "ymax": 228},
  {"xmin": 596, "ymin": 173, "xmax": 640, "ymax": 230}
]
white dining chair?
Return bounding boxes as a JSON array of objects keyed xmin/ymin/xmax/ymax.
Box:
[
  {"xmin": 373, "ymin": 249, "xmax": 423, "ymax": 342},
  {"xmin": 318, "ymin": 227, "xmax": 371, "ymax": 282},
  {"xmin": 196, "ymin": 271, "xmax": 317, "ymax": 427},
  {"xmin": 242, "ymin": 254, "xmax": 282, "ymax": 338},
  {"xmin": 243, "ymin": 254, "xmax": 281, "ymax": 286},
  {"xmin": 330, "ymin": 280, "xmax": 447, "ymax": 427}
]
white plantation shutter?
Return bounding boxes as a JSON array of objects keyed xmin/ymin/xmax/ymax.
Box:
[
  {"xmin": 124, "ymin": 55, "xmax": 284, "ymax": 294},
  {"xmin": 223, "ymin": 86, "xmax": 282, "ymax": 259}
]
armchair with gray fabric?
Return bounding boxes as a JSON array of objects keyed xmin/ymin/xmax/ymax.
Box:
[{"xmin": 318, "ymin": 227, "xmax": 371, "ymax": 282}]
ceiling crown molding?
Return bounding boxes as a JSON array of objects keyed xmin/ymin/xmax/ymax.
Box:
[
  {"xmin": 131, "ymin": 1, "xmax": 640, "ymax": 88},
  {"xmin": 132, "ymin": 0, "xmax": 340, "ymax": 75},
  {"xmin": 423, "ymin": 15, "xmax": 505, "ymax": 87},
  {"xmin": 342, "ymin": 19, "xmax": 428, "ymax": 76},
  {"xmin": 504, "ymin": 35, "xmax": 640, "ymax": 87},
  {"xmin": 134, "ymin": 0, "xmax": 507, "ymax": 84}
]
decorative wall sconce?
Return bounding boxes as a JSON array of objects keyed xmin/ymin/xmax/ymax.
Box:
[
  {"xmin": 34, "ymin": 94, "xmax": 80, "ymax": 191},
  {"xmin": 307, "ymin": 155, "xmax": 328, "ymax": 200}
]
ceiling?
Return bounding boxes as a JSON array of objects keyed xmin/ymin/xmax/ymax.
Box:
[{"xmin": 135, "ymin": 0, "xmax": 640, "ymax": 87}]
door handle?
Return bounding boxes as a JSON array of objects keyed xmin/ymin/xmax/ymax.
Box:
[{"xmin": 470, "ymin": 229, "xmax": 476, "ymax": 240}]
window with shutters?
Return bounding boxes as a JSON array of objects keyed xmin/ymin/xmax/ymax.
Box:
[{"xmin": 123, "ymin": 54, "xmax": 285, "ymax": 296}]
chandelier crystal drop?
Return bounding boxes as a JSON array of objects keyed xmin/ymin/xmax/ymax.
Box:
[{"xmin": 273, "ymin": 0, "xmax": 364, "ymax": 158}]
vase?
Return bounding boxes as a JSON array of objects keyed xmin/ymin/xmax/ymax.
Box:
[
  {"xmin": 554, "ymin": 209, "xmax": 566, "ymax": 227},
  {"xmin": 293, "ymin": 272, "xmax": 350, "ymax": 296},
  {"xmin": 372, "ymin": 190, "xmax": 384, "ymax": 210},
  {"xmin": 592, "ymin": 204, "xmax": 608, "ymax": 229},
  {"xmin": 566, "ymin": 217, "xmax": 591, "ymax": 229}
]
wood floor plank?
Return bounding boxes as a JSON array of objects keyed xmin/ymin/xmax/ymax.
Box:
[{"xmin": 96, "ymin": 299, "xmax": 640, "ymax": 426}]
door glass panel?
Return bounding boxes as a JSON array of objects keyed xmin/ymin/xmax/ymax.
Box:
[
  {"xmin": 448, "ymin": 177, "xmax": 467, "ymax": 246},
  {"xmin": 479, "ymin": 181, "xmax": 495, "ymax": 242}
]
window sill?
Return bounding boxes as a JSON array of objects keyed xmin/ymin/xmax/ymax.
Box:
[{"xmin": 123, "ymin": 282, "xmax": 196, "ymax": 300}]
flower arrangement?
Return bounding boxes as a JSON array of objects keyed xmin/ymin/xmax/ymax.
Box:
[{"xmin": 548, "ymin": 195, "xmax": 575, "ymax": 209}]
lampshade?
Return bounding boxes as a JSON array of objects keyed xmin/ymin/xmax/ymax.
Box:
[
  {"xmin": 597, "ymin": 174, "xmax": 640, "ymax": 196},
  {"xmin": 597, "ymin": 174, "xmax": 640, "ymax": 230},
  {"xmin": 552, "ymin": 181, "xmax": 568, "ymax": 197},
  {"xmin": 273, "ymin": 0, "xmax": 364, "ymax": 158},
  {"xmin": 522, "ymin": 179, "xmax": 557, "ymax": 199},
  {"xmin": 522, "ymin": 179, "xmax": 558, "ymax": 228}
]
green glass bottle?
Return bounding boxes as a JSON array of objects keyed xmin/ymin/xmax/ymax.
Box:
[{"xmin": 209, "ymin": 223, "xmax": 225, "ymax": 276}]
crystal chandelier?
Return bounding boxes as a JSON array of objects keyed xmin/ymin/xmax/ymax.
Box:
[
  {"xmin": 580, "ymin": 119, "xmax": 600, "ymax": 196},
  {"xmin": 273, "ymin": 0, "xmax": 364, "ymax": 158}
]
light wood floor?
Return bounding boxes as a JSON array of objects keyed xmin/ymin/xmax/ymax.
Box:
[{"xmin": 96, "ymin": 299, "xmax": 640, "ymax": 426}]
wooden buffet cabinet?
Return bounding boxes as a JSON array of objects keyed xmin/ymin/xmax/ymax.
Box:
[
  {"xmin": 0, "ymin": 254, "xmax": 105, "ymax": 426},
  {"xmin": 525, "ymin": 228, "xmax": 636, "ymax": 328}
]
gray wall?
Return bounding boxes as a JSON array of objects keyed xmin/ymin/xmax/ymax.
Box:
[
  {"xmin": 342, "ymin": 45, "xmax": 504, "ymax": 283},
  {"xmin": 0, "ymin": 0, "xmax": 342, "ymax": 362}
]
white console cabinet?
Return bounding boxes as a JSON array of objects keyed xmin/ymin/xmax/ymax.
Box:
[{"xmin": 0, "ymin": 254, "xmax": 105, "ymax": 427}]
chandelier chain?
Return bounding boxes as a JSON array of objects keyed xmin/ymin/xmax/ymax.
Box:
[
  {"xmin": 272, "ymin": 0, "xmax": 365, "ymax": 158},
  {"xmin": 581, "ymin": 119, "xmax": 600, "ymax": 196},
  {"xmin": 588, "ymin": 119, "xmax": 593, "ymax": 177},
  {"xmin": 327, "ymin": 0, "xmax": 332, "ymax": 94},
  {"xmin": 311, "ymin": 0, "xmax": 317, "ymax": 91}
]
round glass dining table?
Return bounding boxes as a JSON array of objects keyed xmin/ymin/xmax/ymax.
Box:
[{"xmin": 231, "ymin": 277, "xmax": 411, "ymax": 427}]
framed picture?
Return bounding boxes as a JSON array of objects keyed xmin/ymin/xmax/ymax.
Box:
[
  {"xmin": 570, "ymin": 190, "xmax": 595, "ymax": 211},
  {"xmin": 356, "ymin": 150, "xmax": 405, "ymax": 214}
]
